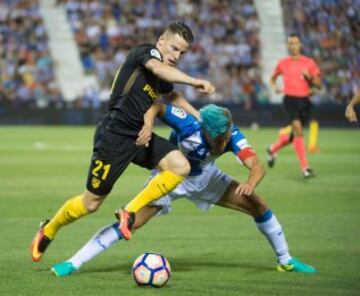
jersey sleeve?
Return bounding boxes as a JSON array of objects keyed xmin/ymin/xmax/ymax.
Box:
[
  {"xmin": 160, "ymin": 105, "xmax": 196, "ymax": 138},
  {"xmin": 309, "ymin": 59, "xmax": 321, "ymax": 77},
  {"xmin": 134, "ymin": 45, "xmax": 163, "ymax": 67},
  {"xmin": 272, "ymin": 60, "xmax": 282, "ymax": 77},
  {"xmin": 228, "ymin": 126, "xmax": 256, "ymax": 163}
]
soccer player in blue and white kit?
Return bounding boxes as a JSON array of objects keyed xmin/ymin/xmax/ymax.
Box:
[{"xmin": 52, "ymin": 104, "xmax": 316, "ymax": 276}]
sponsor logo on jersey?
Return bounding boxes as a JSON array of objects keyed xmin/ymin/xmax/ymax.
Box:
[
  {"xmin": 143, "ymin": 84, "xmax": 159, "ymax": 100},
  {"xmin": 150, "ymin": 49, "xmax": 162, "ymax": 61},
  {"xmin": 171, "ymin": 106, "xmax": 186, "ymax": 118}
]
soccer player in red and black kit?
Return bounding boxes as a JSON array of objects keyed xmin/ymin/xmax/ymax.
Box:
[
  {"xmin": 267, "ymin": 34, "xmax": 322, "ymax": 178},
  {"xmin": 31, "ymin": 22, "xmax": 216, "ymax": 262}
]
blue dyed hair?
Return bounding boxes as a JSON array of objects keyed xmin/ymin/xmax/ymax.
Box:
[{"xmin": 200, "ymin": 104, "xmax": 232, "ymax": 139}]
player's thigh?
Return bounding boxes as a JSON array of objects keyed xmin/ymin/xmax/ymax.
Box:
[
  {"xmin": 216, "ymin": 180, "xmax": 268, "ymax": 217},
  {"xmin": 132, "ymin": 133, "xmax": 189, "ymax": 176},
  {"xmin": 283, "ymin": 96, "xmax": 304, "ymax": 130},
  {"xmin": 86, "ymin": 128, "xmax": 140, "ymax": 196},
  {"xmin": 299, "ymin": 99, "xmax": 312, "ymax": 126},
  {"xmin": 283, "ymin": 96, "xmax": 299, "ymax": 121},
  {"xmin": 82, "ymin": 189, "xmax": 107, "ymax": 212}
]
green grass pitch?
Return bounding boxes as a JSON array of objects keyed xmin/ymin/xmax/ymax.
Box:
[{"xmin": 0, "ymin": 126, "xmax": 359, "ymax": 296}]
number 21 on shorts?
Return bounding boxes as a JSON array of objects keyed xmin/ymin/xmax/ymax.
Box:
[{"xmin": 92, "ymin": 160, "xmax": 111, "ymax": 180}]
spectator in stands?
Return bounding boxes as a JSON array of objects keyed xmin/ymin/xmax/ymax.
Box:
[
  {"xmin": 63, "ymin": 0, "xmax": 263, "ymax": 106},
  {"xmin": 281, "ymin": 0, "xmax": 359, "ymax": 103},
  {"xmin": 0, "ymin": 0, "xmax": 62, "ymax": 108}
]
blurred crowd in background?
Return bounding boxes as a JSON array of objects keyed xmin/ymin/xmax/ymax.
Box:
[
  {"xmin": 282, "ymin": 0, "xmax": 359, "ymax": 104},
  {"xmin": 0, "ymin": 0, "xmax": 63, "ymax": 108},
  {"xmin": 0, "ymin": 0, "xmax": 358, "ymax": 109},
  {"xmin": 63, "ymin": 0, "xmax": 264, "ymax": 109}
]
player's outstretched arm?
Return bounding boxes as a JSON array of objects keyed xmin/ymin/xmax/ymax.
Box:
[
  {"xmin": 164, "ymin": 91, "xmax": 200, "ymax": 120},
  {"xmin": 345, "ymin": 90, "xmax": 360, "ymax": 122},
  {"xmin": 145, "ymin": 59, "xmax": 215, "ymax": 94},
  {"xmin": 235, "ymin": 155, "xmax": 265, "ymax": 196}
]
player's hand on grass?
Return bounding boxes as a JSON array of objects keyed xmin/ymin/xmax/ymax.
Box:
[
  {"xmin": 235, "ymin": 182, "xmax": 255, "ymax": 196},
  {"xmin": 136, "ymin": 124, "xmax": 153, "ymax": 147},
  {"xmin": 193, "ymin": 79, "xmax": 216, "ymax": 94},
  {"xmin": 345, "ymin": 105, "xmax": 358, "ymax": 122}
]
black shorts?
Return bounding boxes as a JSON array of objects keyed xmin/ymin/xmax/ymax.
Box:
[
  {"xmin": 86, "ymin": 125, "xmax": 177, "ymax": 195},
  {"xmin": 283, "ymin": 95, "xmax": 312, "ymax": 125}
]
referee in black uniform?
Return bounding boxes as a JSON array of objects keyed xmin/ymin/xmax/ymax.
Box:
[{"xmin": 31, "ymin": 22, "xmax": 215, "ymax": 262}]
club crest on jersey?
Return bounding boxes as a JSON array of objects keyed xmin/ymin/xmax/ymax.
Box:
[
  {"xmin": 171, "ymin": 106, "xmax": 186, "ymax": 118},
  {"xmin": 198, "ymin": 148, "xmax": 206, "ymax": 155},
  {"xmin": 91, "ymin": 177, "xmax": 101, "ymax": 189},
  {"xmin": 150, "ymin": 49, "xmax": 162, "ymax": 61}
]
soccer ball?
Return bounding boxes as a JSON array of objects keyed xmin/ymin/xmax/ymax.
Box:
[{"xmin": 132, "ymin": 252, "xmax": 171, "ymax": 288}]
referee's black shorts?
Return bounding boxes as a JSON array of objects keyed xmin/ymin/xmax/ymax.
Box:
[
  {"xmin": 85, "ymin": 124, "xmax": 177, "ymax": 196},
  {"xmin": 283, "ymin": 95, "xmax": 312, "ymax": 125}
]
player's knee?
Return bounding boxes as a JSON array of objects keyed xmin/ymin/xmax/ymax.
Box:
[
  {"xmin": 83, "ymin": 191, "xmax": 106, "ymax": 213},
  {"xmin": 158, "ymin": 150, "xmax": 190, "ymax": 177},
  {"xmin": 294, "ymin": 130, "xmax": 303, "ymax": 137},
  {"xmin": 292, "ymin": 121, "xmax": 303, "ymax": 136},
  {"xmin": 248, "ymin": 194, "xmax": 269, "ymax": 217},
  {"xmin": 254, "ymin": 204, "xmax": 269, "ymax": 217},
  {"xmin": 85, "ymin": 202, "xmax": 101, "ymax": 213},
  {"xmin": 172, "ymin": 157, "xmax": 190, "ymax": 177}
]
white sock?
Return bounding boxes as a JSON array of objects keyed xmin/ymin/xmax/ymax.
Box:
[
  {"xmin": 68, "ymin": 222, "xmax": 122, "ymax": 269},
  {"xmin": 255, "ymin": 210, "xmax": 292, "ymax": 265}
]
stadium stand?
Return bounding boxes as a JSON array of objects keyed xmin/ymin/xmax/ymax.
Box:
[
  {"xmin": 281, "ymin": 0, "xmax": 360, "ymax": 104},
  {"xmin": 61, "ymin": 0, "xmax": 265, "ymax": 107},
  {"xmin": 0, "ymin": 0, "xmax": 64, "ymax": 108},
  {"xmin": 0, "ymin": 0, "xmax": 358, "ymax": 124}
]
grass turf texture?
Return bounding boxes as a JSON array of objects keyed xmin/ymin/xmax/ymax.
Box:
[{"xmin": 0, "ymin": 126, "xmax": 359, "ymax": 296}]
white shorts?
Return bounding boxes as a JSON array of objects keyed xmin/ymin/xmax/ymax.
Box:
[{"xmin": 149, "ymin": 164, "xmax": 232, "ymax": 216}]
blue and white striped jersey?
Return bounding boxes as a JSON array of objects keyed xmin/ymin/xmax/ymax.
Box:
[{"xmin": 161, "ymin": 105, "xmax": 255, "ymax": 176}]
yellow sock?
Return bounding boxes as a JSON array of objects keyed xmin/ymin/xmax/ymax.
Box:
[
  {"xmin": 125, "ymin": 170, "xmax": 185, "ymax": 213},
  {"xmin": 308, "ymin": 120, "xmax": 319, "ymax": 151},
  {"xmin": 44, "ymin": 195, "xmax": 88, "ymax": 239}
]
